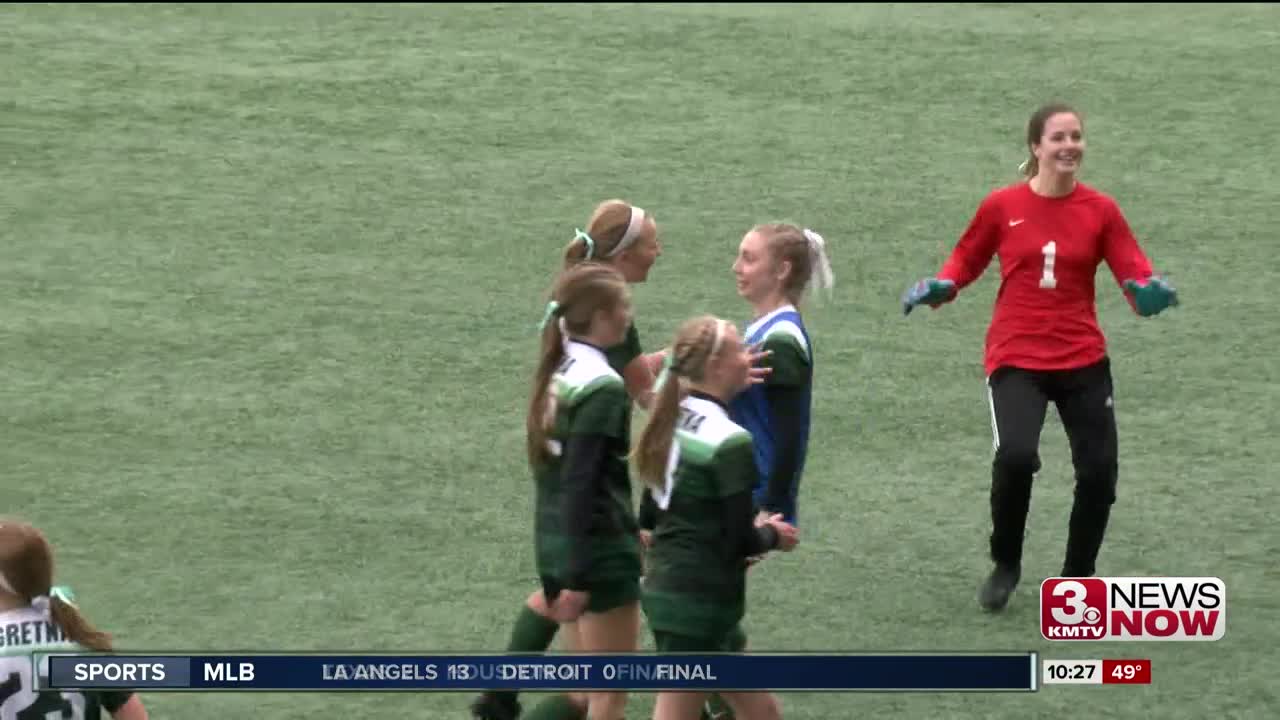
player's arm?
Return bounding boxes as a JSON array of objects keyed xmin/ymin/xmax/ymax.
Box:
[
  {"xmin": 937, "ymin": 193, "xmax": 1002, "ymax": 291},
  {"xmin": 757, "ymin": 336, "xmax": 809, "ymax": 517},
  {"xmin": 716, "ymin": 436, "xmax": 780, "ymax": 559},
  {"xmin": 637, "ymin": 490, "xmax": 659, "ymax": 531},
  {"xmin": 96, "ymin": 690, "xmax": 147, "ymax": 720},
  {"xmin": 1101, "ymin": 200, "xmax": 1178, "ymax": 316},
  {"xmin": 903, "ymin": 194, "xmax": 1001, "ymax": 314},
  {"xmin": 561, "ymin": 383, "xmax": 629, "ymax": 589},
  {"xmin": 621, "ymin": 356, "xmax": 657, "ymax": 411},
  {"xmin": 561, "ymin": 432, "xmax": 608, "ymax": 591}
]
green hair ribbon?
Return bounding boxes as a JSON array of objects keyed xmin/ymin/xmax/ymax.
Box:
[
  {"xmin": 538, "ymin": 300, "xmax": 561, "ymax": 331},
  {"xmin": 575, "ymin": 229, "xmax": 596, "ymax": 260}
]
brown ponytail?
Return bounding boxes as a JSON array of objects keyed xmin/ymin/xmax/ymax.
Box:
[
  {"xmin": 0, "ymin": 519, "xmax": 113, "ymax": 652},
  {"xmin": 51, "ymin": 595, "xmax": 113, "ymax": 651},
  {"xmin": 526, "ymin": 315, "xmax": 567, "ymax": 468},
  {"xmin": 526, "ymin": 263, "xmax": 630, "ymax": 468},
  {"xmin": 631, "ymin": 371, "xmax": 684, "ymax": 491}
]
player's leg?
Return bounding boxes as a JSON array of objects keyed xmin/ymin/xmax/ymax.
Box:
[
  {"xmin": 576, "ymin": 586, "xmax": 642, "ymax": 720},
  {"xmin": 524, "ymin": 620, "xmax": 589, "ymax": 720},
  {"xmin": 719, "ymin": 692, "xmax": 782, "ymax": 720},
  {"xmin": 471, "ymin": 587, "xmax": 562, "ymax": 720},
  {"xmin": 1053, "ymin": 357, "xmax": 1119, "ymax": 577},
  {"xmin": 980, "ymin": 366, "xmax": 1051, "ymax": 610},
  {"xmin": 652, "ymin": 631, "xmax": 713, "ymax": 720},
  {"xmin": 702, "ymin": 625, "xmax": 747, "ymax": 719}
]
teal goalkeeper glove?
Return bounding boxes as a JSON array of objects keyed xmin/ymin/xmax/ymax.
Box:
[
  {"xmin": 1123, "ymin": 276, "xmax": 1179, "ymax": 317},
  {"xmin": 902, "ymin": 278, "xmax": 957, "ymax": 315}
]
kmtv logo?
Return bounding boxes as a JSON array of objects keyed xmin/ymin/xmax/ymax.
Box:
[{"xmin": 1041, "ymin": 577, "xmax": 1226, "ymax": 641}]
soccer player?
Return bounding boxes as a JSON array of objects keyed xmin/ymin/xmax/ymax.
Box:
[
  {"xmin": 472, "ymin": 201, "xmax": 663, "ymax": 720},
  {"xmin": 685, "ymin": 223, "xmax": 831, "ymax": 719},
  {"xmin": 563, "ymin": 199, "xmax": 667, "ymax": 408},
  {"xmin": 516, "ymin": 263, "xmax": 644, "ymax": 720},
  {"xmin": 0, "ymin": 518, "xmax": 149, "ymax": 720},
  {"xmin": 632, "ymin": 315, "xmax": 799, "ymax": 720},
  {"xmin": 729, "ymin": 223, "xmax": 834, "ymax": 525},
  {"xmin": 900, "ymin": 102, "xmax": 1180, "ymax": 611}
]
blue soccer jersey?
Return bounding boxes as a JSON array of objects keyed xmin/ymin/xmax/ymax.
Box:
[{"xmin": 728, "ymin": 305, "xmax": 813, "ymax": 525}]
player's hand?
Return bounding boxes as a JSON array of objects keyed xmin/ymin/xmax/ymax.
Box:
[
  {"xmin": 1123, "ymin": 275, "xmax": 1179, "ymax": 317},
  {"xmin": 901, "ymin": 278, "xmax": 957, "ymax": 315},
  {"xmin": 747, "ymin": 343, "xmax": 773, "ymax": 385},
  {"xmin": 550, "ymin": 590, "xmax": 589, "ymax": 622},
  {"xmin": 644, "ymin": 349, "xmax": 669, "ymax": 376},
  {"xmin": 765, "ymin": 513, "xmax": 799, "ymax": 551}
]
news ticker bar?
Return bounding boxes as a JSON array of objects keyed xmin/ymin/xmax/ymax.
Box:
[
  {"xmin": 1041, "ymin": 659, "xmax": 1151, "ymax": 685},
  {"xmin": 39, "ymin": 654, "xmax": 1042, "ymax": 692}
]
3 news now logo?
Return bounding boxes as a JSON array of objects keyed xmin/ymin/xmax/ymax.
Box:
[{"xmin": 1040, "ymin": 577, "xmax": 1226, "ymax": 641}]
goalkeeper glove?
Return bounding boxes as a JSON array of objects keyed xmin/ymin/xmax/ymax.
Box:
[
  {"xmin": 1123, "ymin": 275, "xmax": 1179, "ymax": 317},
  {"xmin": 901, "ymin": 278, "xmax": 957, "ymax": 315}
]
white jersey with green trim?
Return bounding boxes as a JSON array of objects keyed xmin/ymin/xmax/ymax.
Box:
[
  {"xmin": 0, "ymin": 606, "xmax": 90, "ymax": 720},
  {"xmin": 650, "ymin": 395, "xmax": 752, "ymax": 510}
]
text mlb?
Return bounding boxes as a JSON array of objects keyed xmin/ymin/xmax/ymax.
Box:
[
  {"xmin": 70, "ymin": 661, "xmax": 256, "ymax": 682},
  {"xmin": 1041, "ymin": 577, "xmax": 1226, "ymax": 641}
]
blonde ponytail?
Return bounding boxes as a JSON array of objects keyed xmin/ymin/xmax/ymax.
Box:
[{"xmin": 631, "ymin": 371, "xmax": 684, "ymax": 492}]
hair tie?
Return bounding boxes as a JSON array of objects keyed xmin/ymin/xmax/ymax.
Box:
[
  {"xmin": 802, "ymin": 228, "xmax": 836, "ymax": 300},
  {"xmin": 537, "ymin": 300, "xmax": 561, "ymax": 331},
  {"xmin": 574, "ymin": 229, "xmax": 596, "ymax": 260},
  {"xmin": 30, "ymin": 594, "xmax": 51, "ymax": 619}
]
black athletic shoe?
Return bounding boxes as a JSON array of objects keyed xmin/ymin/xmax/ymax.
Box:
[
  {"xmin": 470, "ymin": 692, "xmax": 520, "ymax": 720},
  {"xmin": 978, "ymin": 564, "xmax": 1021, "ymax": 612}
]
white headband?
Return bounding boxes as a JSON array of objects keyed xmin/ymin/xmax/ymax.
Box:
[
  {"xmin": 709, "ymin": 319, "xmax": 726, "ymax": 357},
  {"xmin": 606, "ymin": 206, "xmax": 647, "ymax": 257}
]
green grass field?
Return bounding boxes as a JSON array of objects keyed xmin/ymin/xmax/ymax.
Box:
[{"xmin": 3, "ymin": 3, "xmax": 1277, "ymax": 718}]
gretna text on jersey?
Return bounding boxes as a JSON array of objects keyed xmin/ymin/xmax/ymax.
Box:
[
  {"xmin": 677, "ymin": 406, "xmax": 707, "ymax": 434},
  {"xmin": 0, "ymin": 618, "xmax": 65, "ymax": 648}
]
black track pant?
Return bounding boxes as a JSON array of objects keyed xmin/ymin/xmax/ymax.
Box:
[{"xmin": 986, "ymin": 357, "xmax": 1119, "ymax": 577}]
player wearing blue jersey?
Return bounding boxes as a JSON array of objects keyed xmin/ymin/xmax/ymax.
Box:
[
  {"xmin": 0, "ymin": 519, "xmax": 148, "ymax": 720},
  {"xmin": 694, "ymin": 223, "xmax": 833, "ymax": 720},
  {"xmin": 729, "ymin": 223, "xmax": 833, "ymax": 526}
]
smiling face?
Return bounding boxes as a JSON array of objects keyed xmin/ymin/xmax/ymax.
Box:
[
  {"xmin": 732, "ymin": 231, "xmax": 785, "ymax": 306},
  {"xmin": 704, "ymin": 322, "xmax": 751, "ymax": 397},
  {"xmin": 1033, "ymin": 111, "xmax": 1085, "ymax": 177}
]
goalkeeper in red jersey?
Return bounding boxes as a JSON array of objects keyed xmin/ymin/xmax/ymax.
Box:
[{"xmin": 902, "ymin": 102, "xmax": 1179, "ymax": 612}]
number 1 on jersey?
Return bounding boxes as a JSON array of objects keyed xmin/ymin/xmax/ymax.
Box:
[{"xmin": 1040, "ymin": 241, "xmax": 1057, "ymax": 289}]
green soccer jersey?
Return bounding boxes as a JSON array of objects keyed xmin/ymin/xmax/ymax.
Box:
[
  {"xmin": 534, "ymin": 340, "xmax": 641, "ymax": 589},
  {"xmin": 604, "ymin": 322, "xmax": 642, "ymax": 376},
  {"xmin": 642, "ymin": 393, "xmax": 763, "ymax": 639}
]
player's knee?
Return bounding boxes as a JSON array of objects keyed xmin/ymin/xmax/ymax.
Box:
[
  {"xmin": 586, "ymin": 691, "xmax": 627, "ymax": 720},
  {"xmin": 1076, "ymin": 463, "xmax": 1118, "ymax": 505},
  {"xmin": 994, "ymin": 444, "xmax": 1040, "ymax": 477}
]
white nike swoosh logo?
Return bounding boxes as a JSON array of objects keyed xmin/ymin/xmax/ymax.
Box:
[{"xmin": 1009, "ymin": 219, "xmax": 1025, "ymax": 227}]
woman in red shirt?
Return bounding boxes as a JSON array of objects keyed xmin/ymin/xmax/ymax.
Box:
[{"xmin": 902, "ymin": 102, "xmax": 1179, "ymax": 611}]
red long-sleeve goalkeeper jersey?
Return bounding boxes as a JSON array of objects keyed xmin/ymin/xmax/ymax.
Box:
[{"xmin": 937, "ymin": 182, "xmax": 1153, "ymax": 376}]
